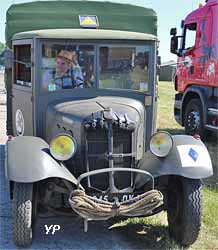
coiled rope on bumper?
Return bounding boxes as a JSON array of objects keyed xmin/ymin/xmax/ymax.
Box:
[{"xmin": 69, "ymin": 189, "xmax": 163, "ymax": 221}]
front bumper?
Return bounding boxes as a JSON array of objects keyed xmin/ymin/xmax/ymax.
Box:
[{"xmin": 69, "ymin": 168, "xmax": 164, "ymax": 222}]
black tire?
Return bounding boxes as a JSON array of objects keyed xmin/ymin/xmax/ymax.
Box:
[
  {"xmin": 12, "ymin": 182, "xmax": 37, "ymax": 247},
  {"xmin": 167, "ymin": 177, "xmax": 202, "ymax": 246},
  {"xmin": 184, "ymin": 98, "xmax": 204, "ymax": 137}
]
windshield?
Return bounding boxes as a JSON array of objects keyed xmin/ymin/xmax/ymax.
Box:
[
  {"xmin": 99, "ymin": 45, "xmax": 150, "ymax": 91},
  {"xmin": 41, "ymin": 42, "xmax": 150, "ymax": 92},
  {"xmin": 41, "ymin": 43, "xmax": 94, "ymax": 92}
]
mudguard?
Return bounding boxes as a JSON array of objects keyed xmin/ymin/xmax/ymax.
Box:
[
  {"xmin": 136, "ymin": 135, "xmax": 213, "ymax": 187},
  {"xmin": 5, "ymin": 136, "xmax": 78, "ymax": 186}
]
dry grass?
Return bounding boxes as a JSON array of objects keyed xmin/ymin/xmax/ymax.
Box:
[{"xmin": 115, "ymin": 81, "xmax": 218, "ymax": 250}]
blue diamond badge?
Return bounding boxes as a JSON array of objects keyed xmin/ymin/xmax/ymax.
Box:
[{"xmin": 188, "ymin": 148, "xmax": 198, "ymax": 162}]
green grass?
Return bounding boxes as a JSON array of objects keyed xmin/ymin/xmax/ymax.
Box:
[{"xmin": 112, "ymin": 81, "xmax": 218, "ymax": 249}]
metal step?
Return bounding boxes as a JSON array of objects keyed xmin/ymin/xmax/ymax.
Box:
[
  {"xmin": 174, "ymin": 100, "xmax": 182, "ymax": 109},
  {"xmin": 208, "ymin": 108, "xmax": 218, "ymax": 116},
  {"xmin": 205, "ymin": 124, "xmax": 218, "ymax": 131}
]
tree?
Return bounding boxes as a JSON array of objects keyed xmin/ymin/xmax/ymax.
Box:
[{"xmin": 0, "ymin": 42, "xmax": 6, "ymax": 66}]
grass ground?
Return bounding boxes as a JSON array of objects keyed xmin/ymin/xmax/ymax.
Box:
[{"xmin": 114, "ymin": 81, "xmax": 218, "ymax": 249}]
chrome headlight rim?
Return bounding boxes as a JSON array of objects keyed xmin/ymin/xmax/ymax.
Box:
[
  {"xmin": 49, "ymin": 133, "xmax": 77, "ymax": 161},
  {"xmin": 149, "ymin": 131, "xmax": 173, "ymax": 158}
]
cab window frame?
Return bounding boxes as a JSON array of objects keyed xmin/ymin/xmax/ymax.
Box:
[{"xmin": 38, "ymin": 39, "xmax": 154, "ymax": 94}]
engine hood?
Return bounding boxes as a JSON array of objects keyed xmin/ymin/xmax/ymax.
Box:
[
  {"xmin": 45, "ymin": 96, "xmax": 146, "ymax": 182},
  {"xmin": 49, "ymin": 96, "xmax": 144, "ymax": 125},
  {"xmin": 46, "ymin": 96, "xmax": 145, "ymax": 161}
]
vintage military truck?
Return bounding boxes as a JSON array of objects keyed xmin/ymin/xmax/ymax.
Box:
[{"xmin": 4, "ymin": 1, "xmax": 213, "ymax": 247}]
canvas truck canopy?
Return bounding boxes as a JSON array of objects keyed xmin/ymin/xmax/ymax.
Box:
[{"xmin": 5, "ymin": 0, "xmax": 157, "ymax": 47}]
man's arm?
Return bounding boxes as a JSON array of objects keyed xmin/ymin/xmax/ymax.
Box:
[{"xmin": 73, "ymin": 66, "xmax": 84, "ymax": 88}]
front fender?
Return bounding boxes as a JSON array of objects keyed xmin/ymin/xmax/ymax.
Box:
[
  {"xmin": 5, "ymin": 136, "xmax": 78, "ymax": 186},
  {"xmin": 136, "ymin": 135, "xmax": 213, "ymax": 187}
]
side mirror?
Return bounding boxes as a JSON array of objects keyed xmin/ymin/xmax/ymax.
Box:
[
  {"xmin": 157, "ymin": 56, "xmax": 161, "ymax": 66},
  {"xmin": 3, "ymin": 49, "xmax": 13, "ymax": 69},
  {"xmin": 170, "ymin": 36, "xmax": 179, "ymax": 55},
  {"xmin": 170, "ymin": 28, "xmax": 177, "ymax": 36}
]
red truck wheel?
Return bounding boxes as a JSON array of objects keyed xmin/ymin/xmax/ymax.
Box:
[{"xmin": 184, "ymin": 98, "xmax": 204, "ymax": 137}]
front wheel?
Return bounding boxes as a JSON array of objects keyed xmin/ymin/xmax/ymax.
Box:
[
  {"xmin": 184, "ymin": 98, "xmax": 204, "ymax": 137},
  {"xmin": 167, "ymin": 177, "xmax": 202, "ymax": 246},
  {"xmin": 12, "ymin": 182, "xmax": 37, "ymax": 247}
]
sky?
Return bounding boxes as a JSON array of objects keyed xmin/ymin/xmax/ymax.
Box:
[{"xmin": 0, "ymin": 0, "xmax": 202, "ymax": 61}]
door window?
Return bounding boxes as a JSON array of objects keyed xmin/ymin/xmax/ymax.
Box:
[
  {"xmin": 183, "ymin": 23, "xmax": 197, "ymax": 52},
  {"xmin": 14, "ymin": 45, "xmax": 32, "ymax": 87}
]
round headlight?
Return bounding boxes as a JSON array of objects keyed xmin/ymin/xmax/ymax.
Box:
[
  {"xmin": 50, "ymin": 134, "xmax": 77, "ymax": 161},
  {"xmin": 150, "ymin": 131, "xmax": 173, "ymax": 157}
]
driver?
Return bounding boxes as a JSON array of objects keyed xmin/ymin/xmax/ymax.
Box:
[{"xmin": 53, "ymin": 50, "xmax": 84, "ymax": 89}]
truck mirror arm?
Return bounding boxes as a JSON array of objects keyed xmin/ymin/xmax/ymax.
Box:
[{"xmin": 160, "ymin": 59, "xmax": 192, "ymax": 67}]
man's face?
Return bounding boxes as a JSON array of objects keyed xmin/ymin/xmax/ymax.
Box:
[{"xmin": 56, "ymin": 57, "xmax": 71, "ymax": 74}]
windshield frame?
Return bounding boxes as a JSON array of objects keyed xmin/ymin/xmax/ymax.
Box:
[{"xmin": 38, "ymin": 39, "xmax": 154, "ymax": 94}]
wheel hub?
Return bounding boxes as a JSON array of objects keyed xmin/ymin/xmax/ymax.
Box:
[{"xmin": 187, "ymin": 111, "xmax": 200, "ymax": 131}]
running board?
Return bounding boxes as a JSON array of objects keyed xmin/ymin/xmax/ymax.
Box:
[
  {"xmin": 205, "ymin": 124, "xmax": 218, "ymax": 131},
  {"xmin": 208, "ymin": 108, "xmax": 218, "ymax": 116}
]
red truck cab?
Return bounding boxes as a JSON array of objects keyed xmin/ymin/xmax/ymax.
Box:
[{"xmin": 170, "ymin": 0, "xmax": 218, "ymax": 138}]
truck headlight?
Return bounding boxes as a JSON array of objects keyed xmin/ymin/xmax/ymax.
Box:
[
  {"xmin": 150, "ymin": 131, "xmax": 173, "ymax": 157},
  {"xmin": 50, "ymin": 134, "xmax": 77, "ymax": 161}
]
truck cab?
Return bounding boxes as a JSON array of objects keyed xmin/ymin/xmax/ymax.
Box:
[
  {"xmin": 4, "ymin": 1, "xmax": 213, "ymax": 247},
  {"xmin": 170, "ymin": 0, "xmax": 218, "ymax": 138}
]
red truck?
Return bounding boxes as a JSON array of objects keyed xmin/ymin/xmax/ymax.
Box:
[{"xmin": 170, "ymin": 0, "xmax": 218, "ymax": 139}]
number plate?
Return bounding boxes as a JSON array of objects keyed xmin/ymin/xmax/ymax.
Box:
[{"xmin": 90, "ymin": 193, "xmax": 140, "ymax": 202}]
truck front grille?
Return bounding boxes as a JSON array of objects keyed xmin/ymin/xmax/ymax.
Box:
[{"xmin": 86, "ymin": 128, "xmax": 132, "ymax": 190}]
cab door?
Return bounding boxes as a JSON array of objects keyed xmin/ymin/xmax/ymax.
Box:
[
  {"xmin": 210, "ymin": 5, "xmax": 218, "ymax": 86},
  {"xmin": 12, "ymin": 40, "xmax": 34, "ymax": 136},
  {"xmin": 177, "ymin": 22, "xmax": 199, "ymax": 90},
  {"xmin": 180, "ymin": 21, "xmax": 197, "ymax": 87},
  {"xmin": 196, "ymin": 8, "xmax": 213, "ymax": 85}
]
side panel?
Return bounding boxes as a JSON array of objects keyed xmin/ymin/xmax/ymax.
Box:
[{"xmin": 12, "ymin": 86, "xmax": 33, "ymax": 136}]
